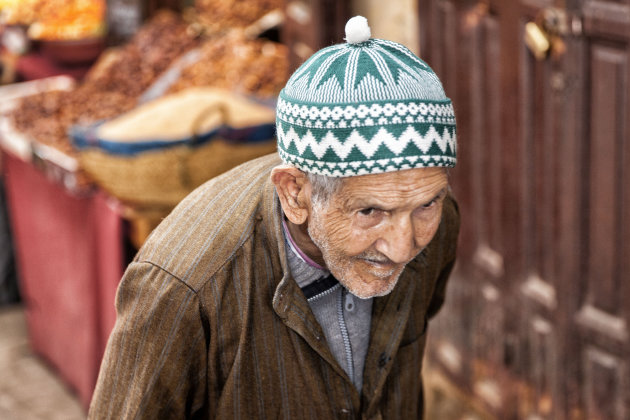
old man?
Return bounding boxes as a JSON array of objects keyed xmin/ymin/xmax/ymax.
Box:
[{"xmin": 89, "ymin": 16, "xmax": 459, "ymax": 419}]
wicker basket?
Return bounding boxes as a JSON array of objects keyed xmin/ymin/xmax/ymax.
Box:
[
  {"xmin": 74, "ymin": 88, "xmax": 278, "ymax": 208},
  {"xmin": 78, "ymin": 137, "xmax": 276, "ymax": 207}
]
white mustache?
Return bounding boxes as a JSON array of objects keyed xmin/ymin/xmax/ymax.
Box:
[
  {"xmin": 357, "ymin": 249, "xmax": 420, "ymax": 266},
  {"xmin": 357, "ymin": 251, "xmax": 392, "ymax": 264}
]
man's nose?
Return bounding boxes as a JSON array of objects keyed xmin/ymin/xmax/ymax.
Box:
[{"xmin": 374, "ymin": 216, "xmax": 417, "ymax": 264}]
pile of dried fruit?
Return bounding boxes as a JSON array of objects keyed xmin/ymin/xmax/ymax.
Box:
[
  {"xmin": 169, "ymin": 32, "xmax": 288, "ymax": 98},
  {"xmin": 10, "ymin": 11, "xmax": 200, "ymax": 156},
  {"xmin": 193, "ymin": 0, "xmax": 283, "ymax": 36},
  {"xmin": 9, "ymin": 3, "xmax": 290, "ymax": 158}
]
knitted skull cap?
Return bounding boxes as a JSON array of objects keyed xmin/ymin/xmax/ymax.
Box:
[{"xmin": 276, "ymin": 16, "xmax": 456, "ymax": 177}]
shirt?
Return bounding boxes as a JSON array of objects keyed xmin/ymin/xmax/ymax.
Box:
[{"xmin": 282, "ymin": 218, "xmax": 373, "ymax": 391}]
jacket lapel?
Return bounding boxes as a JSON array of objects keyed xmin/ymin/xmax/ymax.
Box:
[{"xmin": 361, "ymin": 268, "xmax": 417, "ymax": 413}]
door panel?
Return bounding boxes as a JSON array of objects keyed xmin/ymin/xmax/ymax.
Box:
[
  {"xmin": 517, "ymin": 2, "xmax": 565, "ymax": 418},
  {"xmin": 466, "ymin": 8, "xmax": 512, "ymax": 415},
  {"xmin": 582, "ymin": 347, "xmax": 628, "ymax": 420},
  {"xmin": 572, "ymin": 1, "xmax": 630, "ymax": 419}
]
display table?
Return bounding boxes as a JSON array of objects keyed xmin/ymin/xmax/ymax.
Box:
[
  {"xmin": 0, "ymin": 78, "xmax": 128, "ymax": 408},
  {"xmin": 3, "ymin": 152, "xmax": 125, "ymax": 408}
]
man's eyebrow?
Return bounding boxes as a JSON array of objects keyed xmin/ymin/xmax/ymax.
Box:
[
  {"xmin": 345, "ymin": 187, "xmax": 448, "ymax": 209},
  {"xmin": 344, "ymin": 197, "xmax": 383, "ymax": 209},
  {"xmin": 417, "ymin": 187, "xmax": 448, "ymax": 206},
  {"xmin": 432, "ymin": 188, "xmax": 448, "ymax": 201}
]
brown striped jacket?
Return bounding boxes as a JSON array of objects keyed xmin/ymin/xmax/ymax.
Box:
[{"xmin": 88, "ymin": 153, "xmax": 460, "ymax": 419}]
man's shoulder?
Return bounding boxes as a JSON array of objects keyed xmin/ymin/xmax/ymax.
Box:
[
  {"xmin": 135, "ymin": 153, "xmax": 281, "ymax": 290},
  {"xmin": 441, "ymin": 193, "xmax": 460, "ymax": 244},
  {"xmin": 432, "ymin": 193, "xmax": 460, "ymax": 258}
]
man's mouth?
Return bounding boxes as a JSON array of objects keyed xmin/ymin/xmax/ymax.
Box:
[
  {"xmin": 363, "ymin": 258, "xmax": 393, "ymax": 266},
  {"xmin": 361, "ymin": 258, "xmax": 398, "ymax": 276}
]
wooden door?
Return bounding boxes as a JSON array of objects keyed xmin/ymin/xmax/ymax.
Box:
[
  {"xmin": 418, "ymin": 0, "xmax": 630, "ymax": 418},
  {"xmin": 567, "ymin": 1, "xmax": 630, "ymax": 419}
]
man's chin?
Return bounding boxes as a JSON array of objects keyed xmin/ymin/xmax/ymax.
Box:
[{"xmin": 335, "ymin": 269, "xmax": 402, "ymax": 299}]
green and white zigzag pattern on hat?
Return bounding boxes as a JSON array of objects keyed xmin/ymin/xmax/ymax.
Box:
[{"xmin": 276, "ymin": 16, "xmax": 456, "ymax": 177}]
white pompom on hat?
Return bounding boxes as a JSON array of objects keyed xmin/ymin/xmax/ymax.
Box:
[{"xmin": 344, "ymin": 16, "xmax": 371, "ymax": 44}]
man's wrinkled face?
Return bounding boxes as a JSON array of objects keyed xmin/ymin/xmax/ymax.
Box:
[{"xmin": 307, "ymin": 167, "xmax": 449, "ymax": 299}]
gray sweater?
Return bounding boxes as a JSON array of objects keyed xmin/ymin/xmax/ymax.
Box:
[{"xmin": 282, "ymin": 220, "xmax": 373, "ymax": 391}]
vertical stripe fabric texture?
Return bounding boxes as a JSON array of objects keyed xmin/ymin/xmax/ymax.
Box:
[{"xmin": 88, "ymin": 153, "xmax": 460, "ymax": 419}]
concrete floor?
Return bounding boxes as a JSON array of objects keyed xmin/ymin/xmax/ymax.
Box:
[{"xmin": 0, "ymin": 305, "xmax": 85, "ymax": 420}]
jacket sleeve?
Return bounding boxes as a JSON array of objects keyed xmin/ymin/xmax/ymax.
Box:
[
  {"xmin": 88, "ymin": 262, "xmax": 208, "ymax": 419},
  {"xmin": 426, "ymin": 193, "xmax": 460, "ymax": 320}
]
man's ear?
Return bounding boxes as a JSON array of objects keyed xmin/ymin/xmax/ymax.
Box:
[{"xmin": 270, "ymin": 165, "xmax": 311, "ymax": 225}]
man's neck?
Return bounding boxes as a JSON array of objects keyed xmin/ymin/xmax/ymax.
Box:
[{"xmin": 285, "ymin": 219, "xmax": 327, "ymax": 268}]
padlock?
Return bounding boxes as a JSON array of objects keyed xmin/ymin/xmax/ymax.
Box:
[
  {"xmin": 541, "ymin": 7, "xmax": 568, "ymax": 60},
  {"xmin": 524, "ymin": 21, "xmax": 550, "ymax": 60}
]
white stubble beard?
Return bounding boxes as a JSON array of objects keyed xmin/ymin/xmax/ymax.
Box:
[{"xmin": 307, "ymin": 205, "xmax": 408, "ymax": 299}]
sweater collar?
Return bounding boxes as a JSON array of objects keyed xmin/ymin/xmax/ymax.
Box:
[{"xmin": 281, "ymin": 218, "xmax": 329, "ymax": 289}]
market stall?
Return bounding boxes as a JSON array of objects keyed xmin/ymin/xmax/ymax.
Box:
[
  {"xmin": 0, "ymin": 0, "xmax": 290, "ymax": 408},
  {"xmin": 0, "ymin": 74, "xmax": 126, "ymax": 408}
]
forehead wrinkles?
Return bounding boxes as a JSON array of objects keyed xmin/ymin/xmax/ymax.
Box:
[{"xmin": 337, "ymin": 169, "xmax": 448, "ymax": 208}]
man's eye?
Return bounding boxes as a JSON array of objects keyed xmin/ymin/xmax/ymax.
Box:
[
  {"xmin": 422, "ymin": 199, "xmax": 437, "ymax": 209},
  {"xmin": 359, "ymin": 208, "xmax": 376, "ymax": 216}
]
